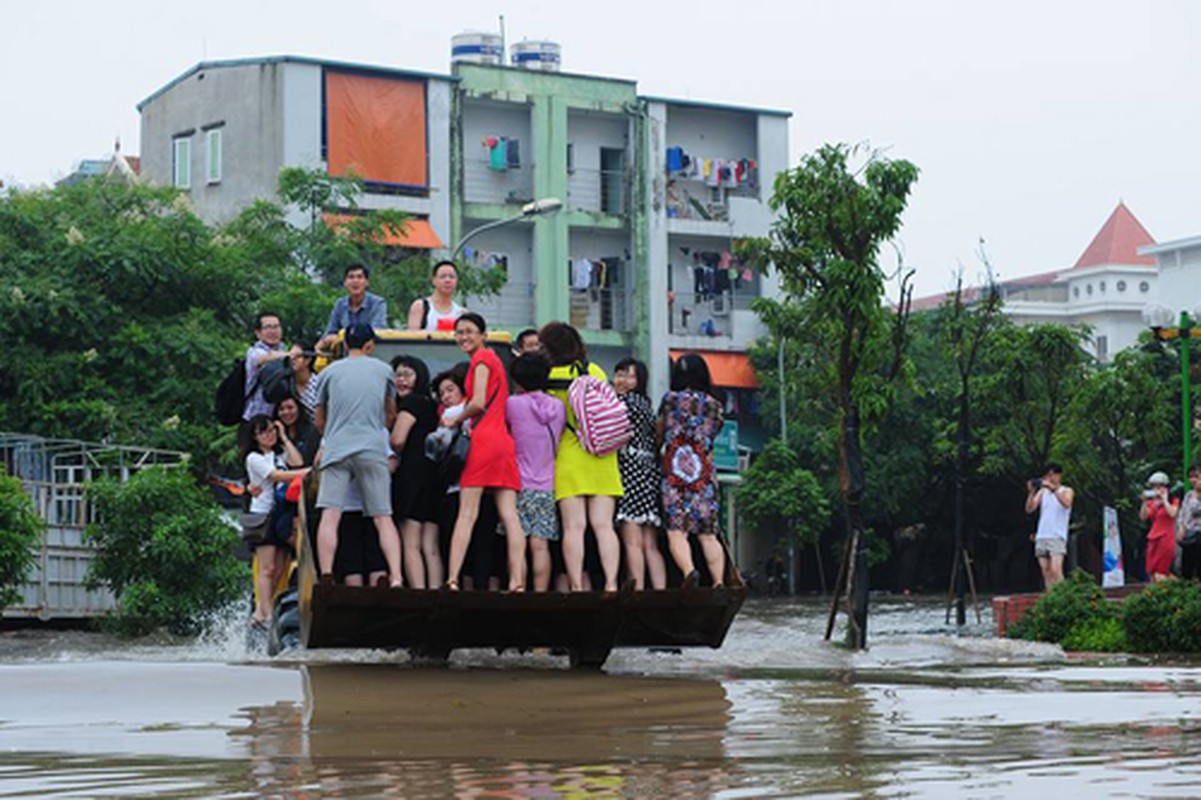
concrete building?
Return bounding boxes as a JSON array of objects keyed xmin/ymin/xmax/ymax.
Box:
[
  {"xmin": 137, "ymin": 56, "xmax": 454, "ymax": 249},
  {"xmin": 1140, "ymin": 234, "xmax": 1201, "ymax": 324},
  {"xmin": 911, "ymin": 203, "xmax": 1158, "ymax": 362},
  {"xmin": 138, "ymin": 50, "xmax": 790, "ymax": 452}
]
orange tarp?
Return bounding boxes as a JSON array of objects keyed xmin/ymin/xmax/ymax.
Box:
[
  {"xmin": 325, "ymin": 71, "xmax": 427, "ymax": 187},
  {"xmin": 670, "ymin": 350, "xmax": 759, "ymax": 389},
  {"xmin": 323, "ymin": 214, "xmax": 444, "ymax": 249}
]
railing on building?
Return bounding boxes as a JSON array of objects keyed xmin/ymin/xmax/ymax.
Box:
[
  {"xmin": 665, "ymin": 178, "xmax": 759, "ymax": 223},
  {"xmin": 463, "ymin": 158, "xmax": 534, "ymax": 207},
  {"xmin": 567, "ymin": 167, "xmax": 630, "ymax": 216},
  {"xmin": 0, "ymin": 432, "xmax": 189, "ymax": 620},
  {"xmin": 668, "ymin": 287, "xmax": 761, "ymax": 339},
  {"xmin": 569, "ymin": 287, "xmax": 632, "ymax": 333}
]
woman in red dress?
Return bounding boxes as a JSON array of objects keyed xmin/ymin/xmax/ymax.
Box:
[
  {"xmin": 1140, "ymin": 470, "xmax": 1179, "ymax": 582},
  {"xmin": 443, "ymin": 313, "xmax": 526, "ymax": 591}
]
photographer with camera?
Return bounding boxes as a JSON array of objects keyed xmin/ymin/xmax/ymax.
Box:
[
  {"xmin": 1024, "ymin": 463, "xmax": 1074, "ymax": 589},
  {"xmin": 1139, "ymin": 470, "xmax": 1179, "ymax": 582}
]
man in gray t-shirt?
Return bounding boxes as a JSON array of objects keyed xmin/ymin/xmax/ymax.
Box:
[{"xmin": 314, "ymin": 323, "xmax": 403, "ymax": 586}]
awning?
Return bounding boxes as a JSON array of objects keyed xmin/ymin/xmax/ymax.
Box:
[
  {"xmin": 669, "ymin": 350, "xmax": 759, "ymax": 389},
  {"xmin": 323, "ymin": 214, "xmax": 444, "ymax": 249}
]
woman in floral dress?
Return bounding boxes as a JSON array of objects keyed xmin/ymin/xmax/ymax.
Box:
[{"xmin": 656, "ymin": 353, "xmax": 726, "ymax": 588}]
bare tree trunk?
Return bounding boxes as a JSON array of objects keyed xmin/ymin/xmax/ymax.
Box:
[{"xmin": 843, "ymin": 403, "xmax": 869, "ymax": 649}]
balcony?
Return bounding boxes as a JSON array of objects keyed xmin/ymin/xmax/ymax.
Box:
[
  {"xmin": 567, "ymin": 167, "xmax": 629, "ymax": 217},
  {"xmin": 568, "ymin": 287, "xmax": 632, "ymax": 333},
  {"xmin": 464, "ymin": 157, "xmax": 534, "ymax": 207},
  {"xmin": 668, "ymin": 286, "xmax": 764, "ymax": 346}
]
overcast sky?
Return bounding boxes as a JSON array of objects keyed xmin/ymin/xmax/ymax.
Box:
[{"xmin": 2, "ymin": 0, "xmax": 1196, "ymax": 297}]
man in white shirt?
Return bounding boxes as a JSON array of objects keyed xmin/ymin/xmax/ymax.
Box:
[{"xmin": 1024, "ymin": 463, "xmax": 1074, "ymax": 589}]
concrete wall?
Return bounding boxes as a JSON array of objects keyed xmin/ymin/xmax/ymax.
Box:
[
  {"xmin": 140, "ymin": 62, "xmax": 287, "ymax": 224},
  {"xmin": 280, "ymin": 62, "xmax": 323, "ymax": 229}
]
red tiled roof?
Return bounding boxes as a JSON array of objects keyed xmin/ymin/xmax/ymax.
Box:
[
  {"xmin": 1071, "ymin": 202, "xmax": 1155, "ymax": 269},
  {"xmin": 907, "ymin": 269, "xmax": 1060, "ymax": 312}
]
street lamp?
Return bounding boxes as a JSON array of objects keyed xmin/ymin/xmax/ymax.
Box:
[
  {"xmin": 451, "ymin": 197, "xmax": 563, "ymax": 260},
  {"xmin": 1143, "ymin": 303, "xmax": 1201, "ymax": 481}
]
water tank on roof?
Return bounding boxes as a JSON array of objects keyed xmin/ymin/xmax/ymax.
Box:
[
  {"xmin": 510, "ymin": 40, "xmax": 561, "ymax": 72},
  {"xmin": 451, "ymin": 31, "xmax": 504, "ymax": 65}
]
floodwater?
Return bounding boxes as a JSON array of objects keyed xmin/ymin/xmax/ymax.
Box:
[{"xmin": 1, "ymin": 597, "xmax": 1199, "ymax": 798}]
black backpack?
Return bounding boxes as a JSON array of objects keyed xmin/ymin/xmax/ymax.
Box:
[
  {"xmin": 258, "ymin": 358, "xmax": 295, "ymax": 406},
  {"xmin": 214, "ymin": 358, "xmax": 250, "ymax": 426}
]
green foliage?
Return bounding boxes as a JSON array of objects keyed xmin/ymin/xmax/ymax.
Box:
[
  {"xmin": 738, "ymin": 440, "xmax": 830, "ymax": 545},
  {"xmin": 0, "ymin": 469, "xmax": 43, "ymax": 608},
  {"xmin": 1061, "ymin": 616, "xmax": 1129, "ymax": 653},
  {"xmin": 1008, "ymin": 569, "xmax": 1114, "ymax": 643},
  {"xmin": 85, "ymin": 467, "xmax": 247, "ymax": 636},
  {"xmin": 1122, "ymin": 579, "xmax": 1201, "ymax": 653}
]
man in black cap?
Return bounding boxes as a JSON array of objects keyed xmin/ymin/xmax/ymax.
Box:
[{"xmin": 314, "ymin": 322, "xmax": 403, "ymax": 586}]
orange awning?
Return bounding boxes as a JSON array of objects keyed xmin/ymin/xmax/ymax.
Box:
[
  {"xmin": 670, "ymin": 350, "xmax": 759, "ymax": 389},
  {"xmin": 323, "ymin": 214, "xmax": 444, "ymax": 249}
]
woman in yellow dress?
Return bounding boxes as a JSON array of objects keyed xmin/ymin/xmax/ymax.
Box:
[{"xmin": 538, "ymin": 321, "xmax": 623, "ymax": 591}]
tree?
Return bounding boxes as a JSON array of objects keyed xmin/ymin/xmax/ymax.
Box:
[
  {"xmin": 742, "ymin": 143, "xmax": 919, "ymax": 647},
  {"xmin": 0, "ymin": 468, "xmax": 42, "ymax": 608},
  {"xmin": 738, "ymin": 439, "xmax": 831, "ymax": 559},
  {"xmin": 85, "ymin": 467, "xmax": 247, "ymax": 636}
]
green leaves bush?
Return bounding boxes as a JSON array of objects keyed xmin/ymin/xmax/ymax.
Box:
[
  {"xmin": 85, "ymin": 467, "xmax": 247, "ymax": 636},
  {"xmin": 1122, "ymin": 580, "xmax": 1201, "ymax": 653},
  {"xmin": 0, "ymin": 469, "xmax": 43, "ymax": 608},
  {"xmin": 1009, "ymin": 569, "xmax": 1201, "ymax": 653},
  {"xmin": 1008, "ymin": 569, "xmax": 1115, "ymax": 644}
]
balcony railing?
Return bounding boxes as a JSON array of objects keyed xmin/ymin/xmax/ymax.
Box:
[
  {"xmin": 567, "ymin": 168, "xmax": 629, "ymax": 216},
  {"xmin": 463, "ymin": 158, "xmax": 534, "ymax": 207},
  {"xmin": 569, "ymin": 287, "xmax": 632, "ymax": 333},
  {"xmin": 668, "ymin": 288, "xmax": 761, "ymax": 339}
]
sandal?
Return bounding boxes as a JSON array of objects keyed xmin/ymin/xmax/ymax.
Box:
[{"xmin": 444, "ymin": 579, "xmax": 460, "ymax": 592}]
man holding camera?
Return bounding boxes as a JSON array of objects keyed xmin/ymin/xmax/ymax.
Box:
[{"xmin": 1024, "ymin": 463, "xmax": 1074, "ymax": 589}]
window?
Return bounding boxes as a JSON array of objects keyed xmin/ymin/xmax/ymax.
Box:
[
  {"xmin": 1073, "ymin": 286, "xmax": 1080, "ymax": 298},
  {"xmin": 1117, "ymin": 280, "xmax": 1127, "ymax": 292},
  {"xmin": 1099, "ymin": 281, "xmax": 1106, "ymax": 293},
  {"xmin": 1140, "ymin": 281, "xmax": 1150, "ymax": 293},
  {"xmin": 205, "ymin": 129, "xmax": 222, "ymax": 184},
  {"xmin": 566, "ymin": 142, "xmax": 575, "ymax": 174},
  {"xmin": 1086, "ymin": 284, "xmax": 1093, "ymax": 296},
  {"xmin": 172, "ymin": 137, "xmax": 191, "ymax": 189},
  {"xmin": 1096, "ymin": 335, "xmax": 1108, "ymax": 361}
]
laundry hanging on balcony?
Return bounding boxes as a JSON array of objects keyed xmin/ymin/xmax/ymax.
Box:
[
  {"xmin": 483, "ymin": 137, "xmax": 521, "ymax": 171},
  {"xmin": 665, "ymin": 145, "xmax": 757, "ymax": 189}
]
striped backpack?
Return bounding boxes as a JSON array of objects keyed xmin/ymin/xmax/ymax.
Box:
[{"xmin": 567, "ymin": 362, "xmax": 632, "ymax": 456}]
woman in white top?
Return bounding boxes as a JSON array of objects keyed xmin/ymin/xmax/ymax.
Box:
[
  {"xmin": 407, "ymin": 260, "xmax": 465, "ymax": 332},
  {"xmin": 241, "ymin": 414, "xmax": 310, "ymax": 626}
]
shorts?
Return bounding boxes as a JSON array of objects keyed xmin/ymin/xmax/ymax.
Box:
[
  {"xmin": 332, "ymin": 511, "xmax": 388, "ymax": 579},
  {"xmin": 517, "ymin": 489, "xmax": 559, "ymax": 541},
  {"xmin": 318, "ymin": 454, "xmax": 392, "ymax": 517},
  {"xmin": 1034, "ymin": 538, "xmax": 1066, "ymax": 557}
]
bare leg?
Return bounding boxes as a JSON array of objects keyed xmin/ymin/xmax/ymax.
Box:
[
  {"xmin": 494, "ymin": 489, "xmax": 527, "ymax": 591},
  {"xmin": 698, "ymin": 534, "xmax": 726, "ymax": 587},
  {"xmin": 559, "ymin": 496, "xmax": 587, "ymax": 591},
  {"xmin": 253, "ymin": 544, "xmax": 278, "ymax": 622},
  {"xmin": 343, "ymin": 574, "xmax": 364, "ymax": 587},
  {"xmin": 400, "ymin": 519, "xmax": 425, "ymax": 589},
  {"xmin": 642, "ymin": 525, "xmax": 667, "ymax": 590},
  {"xmin": 370, "ymin": 514, "xmax": 404, "ymax": 587},
  {"xmin": 530, "ymin": 538, "xmax": 552, "ymax": 592},
  {"xmin": 588, "ymin": 495, "xmax": 620, "ymax": 591},
  {"xmin": 421, "ymin": 521, "xmax": 444, "ymax": 588},
  {"xmin": 316, "ymin": 507, "xmax": 342, "ymax": 577},
  {"xmin": 446, "ymin": 487, "xmax": 484, "ymax": 589},
  {"xmin": 667, "ymin": 529, "xmax": 696, "ymax": 578},
  {"xmin": 620, "ymin": 520, "xmax": 646, "ymax": 590}
]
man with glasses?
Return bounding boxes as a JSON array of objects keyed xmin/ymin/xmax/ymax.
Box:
[{"xmin": 244, "ymin": 312, "xmax": 291, "ymax": 421}]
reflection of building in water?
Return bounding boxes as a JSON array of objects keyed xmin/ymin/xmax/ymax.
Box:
[{"xmin": 292, "ymin": 663, "xmax": 731, "ymax": 797}]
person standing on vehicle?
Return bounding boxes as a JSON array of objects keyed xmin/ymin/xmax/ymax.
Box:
[
  {"xmin": 1024, "ymin": 463, "xmax": 1074, "ymax": 589},
  {"xmin": 314, "ymin": 322, "xmax": 403, "ymax": 587},
  {"xmin": 318, "ymin": 264, "xmax": 388, "ymax": 352},
  {"xmin": 407, "ymin": 260, "xmax": 465, "ymax": 332}
]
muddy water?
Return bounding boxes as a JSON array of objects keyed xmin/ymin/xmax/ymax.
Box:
[{"xmin": 1, "ymin": 598, "xmax": 1199, "ymax": 798}]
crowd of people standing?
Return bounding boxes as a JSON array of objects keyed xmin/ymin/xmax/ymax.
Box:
[{"xmin": 237, "ymin": 260, "xmax": 730, "ymax": 617}]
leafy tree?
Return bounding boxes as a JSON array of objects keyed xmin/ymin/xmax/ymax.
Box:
[
  {"xmin": 85, "ymin": 467, "xmax": 247, "ymax": 636},
  {"xmin": 742, "ymin": 143, "xmax": 918, "ymax": 647},
  {"xmin": 0, "ymin": 468, "xmax": 42, "ymax": 608},
  {"xmin": 738, "ymin": 440, "xmax": 831, "ymax": 550}
]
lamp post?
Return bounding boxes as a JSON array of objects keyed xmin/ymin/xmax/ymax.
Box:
[
  {"xmin": 1142, "ymin": 303, "xmax": 1201, "ymax": 481},
  {"xmin": 451, "ymin": 197, "xmax": 563, "ymax": 260}
]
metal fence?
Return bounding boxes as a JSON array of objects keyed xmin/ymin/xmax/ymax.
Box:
[
  {"xmin": 0, "ymin": 432, "xmax": 188, "ymax": 620},
  {"xmin": 567, "ymin": 167, "xmax": 629, "ymax": 216},
  {"xmin": 463, "ymin": 158, "xmax": 534, "ymax": 206}
]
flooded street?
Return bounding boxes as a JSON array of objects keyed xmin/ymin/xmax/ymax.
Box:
[{"xmin": 1, "ymin": 597, "xmax": 1199, "ymax": 798}]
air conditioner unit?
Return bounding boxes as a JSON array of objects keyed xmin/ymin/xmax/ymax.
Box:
[{"xmin": 710, "ymin": 292, "xmax": 731, "ymax": 316}]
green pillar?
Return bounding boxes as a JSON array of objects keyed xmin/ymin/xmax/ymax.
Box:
[{"xmin": 532, "ymin": 94, "xmax": 569, "ymax": 324}]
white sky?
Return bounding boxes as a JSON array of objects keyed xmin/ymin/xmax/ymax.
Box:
[{"xmin": 1, "ymin": 0, "xmax": 1197, "ymax": 297}]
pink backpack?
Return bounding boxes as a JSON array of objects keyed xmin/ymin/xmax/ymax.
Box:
[{"xmin": 567, "ymin": 364, "xmax": 632, "ymax": 456}]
